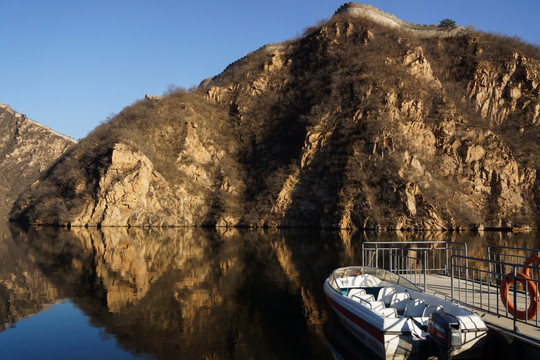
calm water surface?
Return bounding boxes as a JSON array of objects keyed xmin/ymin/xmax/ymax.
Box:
[{"xmin": 0, "ymin": 223, "xmax": 538, "ymax": 359}]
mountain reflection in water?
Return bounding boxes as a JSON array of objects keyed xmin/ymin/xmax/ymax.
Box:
[{"xmin": 0, "ymin": 223, "xmax": 538, "ymax": 359}]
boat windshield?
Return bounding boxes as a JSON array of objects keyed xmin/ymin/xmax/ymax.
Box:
[{"xmin": 330, "ymin": 266, "xmax": 421, "ymax": 292}]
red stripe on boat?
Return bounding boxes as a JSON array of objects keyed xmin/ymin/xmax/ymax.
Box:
[{"xmin": 326, "ymin": 294, "xmax": 385, "ymax": 343}]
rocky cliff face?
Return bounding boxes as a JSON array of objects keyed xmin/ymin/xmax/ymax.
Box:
[
  {"xmin": 0, "ymin": 103, "xmax": 75, "ymax": 220},
  {"xmin": 10, "ymin": 93, "xmax": 243, "ymax": 227},
  {"xmin": 10, "ymin": 3, "xmax": 540, "ymax": 230},
  {"xmin": 70, "ymin": 143, "xmax": 181, "ymax": 227}
]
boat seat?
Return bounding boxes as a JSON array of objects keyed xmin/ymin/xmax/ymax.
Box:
[
  {"xmin": 352, "ymin": 295, "xmax": 385, "ymax": 312},
  {"xmin": 403, "ymin": 299, "xmax": 427, "ymax": 318},
  {"xmin": 366, "ymin": 300, "xmax": 385, "ymax": 312},
  {"xmin": 389, "ymin": 292, "xmax": 410, "ymax": 314},
  {"xmin": 377, "ymin": 287, "xmax": 397, "ymax": 306},
  {"xmin": 377, "ymin": 307, "xmax": 398, "ymax": 318},
  {"xmin": 348, "ymin": 288, "xmax": 366, "ymax": 299},
  {"xmin": 351, "ymin": 294, "xmax": 375, "ymax": 304},
  {"xmin": 423, "ymin": 305, "xmax": 443, "ymax": 318}
]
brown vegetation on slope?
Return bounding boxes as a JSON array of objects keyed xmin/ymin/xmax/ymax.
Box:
[{"xmin": 10, "ymin": 8, "xmax": 540, "ymax": 230}]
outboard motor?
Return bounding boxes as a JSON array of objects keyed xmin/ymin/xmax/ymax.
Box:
[{"xmin": 427, "ymin": 312, "xmax": 461, "ymax": 359}]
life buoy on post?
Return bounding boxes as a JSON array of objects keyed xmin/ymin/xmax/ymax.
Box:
[
  {"xmin": 499, "ymin": 272, "xmax": 538, "ymax": 320},
  {"xmin": 523, "ymin": 255, "xmax": 540, "ymax": 278}
]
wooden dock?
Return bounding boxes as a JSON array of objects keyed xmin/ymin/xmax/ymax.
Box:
[{"xmin": 425, "ymin": 273, "xmax": 540, "ymax": 348}]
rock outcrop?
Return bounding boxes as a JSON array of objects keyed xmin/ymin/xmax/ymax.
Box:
[
  {"xmin": 0, "ymin": 103, "xmax": 75, "ymax": 220},
  {"xmin": 71, "ymin": 143, "xmax": 180, "ymax": 227},
  {"xmin": 10, "ymin": 93, "xmax": 243, "ymax": 227},
  {"xmin": 9, "ymin": 4, "xmax": 540, "ymax": 230}
]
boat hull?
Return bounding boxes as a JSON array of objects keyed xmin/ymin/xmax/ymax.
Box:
[
  {"xmin": 323, "ymin": 266, "xmax": 488, "ymax": 359},
  {"xmin": 324, "ymin": 281, "xmax": 424, "ymax": 359}
]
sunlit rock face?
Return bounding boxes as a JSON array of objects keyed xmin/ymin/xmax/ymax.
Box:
[
  {"xmin": 71, "ymin": 144, "xmax": 182, "ymax": 227},
  {"xmin": 9, "ymin": 4, "xmax": 540, "ymax": 230},
  {"xmin": 0, "ymin": 103, "xmax": 75, "ymax": 220},
  {"xmin": 197, "ymin": 11, "xmax": 540, "ymax": 230}
]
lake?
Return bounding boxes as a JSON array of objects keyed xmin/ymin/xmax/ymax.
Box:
[{"xmin": 0, "ymin": 222, "xmax": 538, "ymax": 359}]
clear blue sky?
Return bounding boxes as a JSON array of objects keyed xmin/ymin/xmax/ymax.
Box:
[{"xmin": 1, "ymin": 0, "xmax": 539, "ymax": 140}]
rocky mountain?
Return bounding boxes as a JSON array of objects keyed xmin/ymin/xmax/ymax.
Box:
[
  {"xmin": 9, "ymin": 3, "xmax": 540, "ymax": 230},
  {"xmin": 0, "ymin": 103, "xmax": 76, "ymax": 220}
]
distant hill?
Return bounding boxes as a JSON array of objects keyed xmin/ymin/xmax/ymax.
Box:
[
  {"xmin": 10, "ymin": 3, "xmax": 540, "ymax": 230},
  {"xmin": 0, "ymin": 103, "xmax": 75, "ymax": 220}
]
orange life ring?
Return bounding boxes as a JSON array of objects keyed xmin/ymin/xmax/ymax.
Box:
[
  {"xmin": 500, "ymin": 272, "xmax": 538, "ymax": 320},
  {"xmin": 523, "ymin": 255, "xmax": 540, "ymax": 278}
]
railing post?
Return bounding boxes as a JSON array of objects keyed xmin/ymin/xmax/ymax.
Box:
[
  {"xmin": 496, "ymin": 258, "xmax": 499, "ymax": 315},
  {"xmin": 513, "ymin": 266, "xmax": 517, "ymax": 332},
  {"xmin": 465, "ymin": 251, "xmax": 469, "ymax": 281},
  {"xmin": 451, "ymin": 255, "xmax": 454, "ymax": 300},
  {"xmin": 488, "ymin": 246, "xmax": 492, "ymax": 287},
  {"xmin": 423, "ymin": 249, "xmax": 427, "ymax": 291},
  {"xmin": 362, "ymin": 243, "xmax": 365, "ymax": 266},
  {"xmin": 375, "ymin": 244, "xmax": 379, "ymax": 268},
  {"xmin": 445, "ymin": 242, "xmax": 449, "ymax": 275}
]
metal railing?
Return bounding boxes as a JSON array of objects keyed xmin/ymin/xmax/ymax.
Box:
[
  {"xmin": 389, "ymin": 248, "xmax": 427, "ymax": 290},
  {"xmin": 362, "ymin": 241, "xmax": 540, "ymax": 333},
  {"xmin": 451, "ymin": 254, "xmax": 540, "ymax": 332},
  {"xmin": 487, "ymin": 245, "xmax": 540, "ymax": 285},
  {"xmin": 362, "ymin": 241, "xmax": 467, "ymax": 275}
]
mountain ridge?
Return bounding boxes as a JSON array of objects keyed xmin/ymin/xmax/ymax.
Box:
[
  {"xmin": 0, "ymin": 103, "xmax": 76, "ymax": 220},
  {"xmin": 8, "ymin": 4, "xmax": 540, "ymax": 230}
]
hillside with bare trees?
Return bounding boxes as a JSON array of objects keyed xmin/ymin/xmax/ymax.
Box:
[{"xmin": 10, "ymin": 3, "xmax": 540, "ymax": 230}]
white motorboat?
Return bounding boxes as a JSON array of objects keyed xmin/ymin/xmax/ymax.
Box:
[{"xmin": 324, "ymin": 266, "xmax": 488, "ymax": 359}]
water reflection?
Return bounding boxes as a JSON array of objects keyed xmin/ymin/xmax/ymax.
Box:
[
  {"xmin": 0, "ymin": 223, "xmax": 538, "ymax": 359},
  {"xmin": 1, "ymin": 225, "xmax": 339, "ymax": 359},
  {"xmin": 0, "ymin": 222, "xmax": 59, "ymax": 331}
]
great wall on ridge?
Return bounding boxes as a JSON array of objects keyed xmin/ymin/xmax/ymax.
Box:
[{"xmin": 204, "ymin": 2, "xmax": 468, "ymax": 84}]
